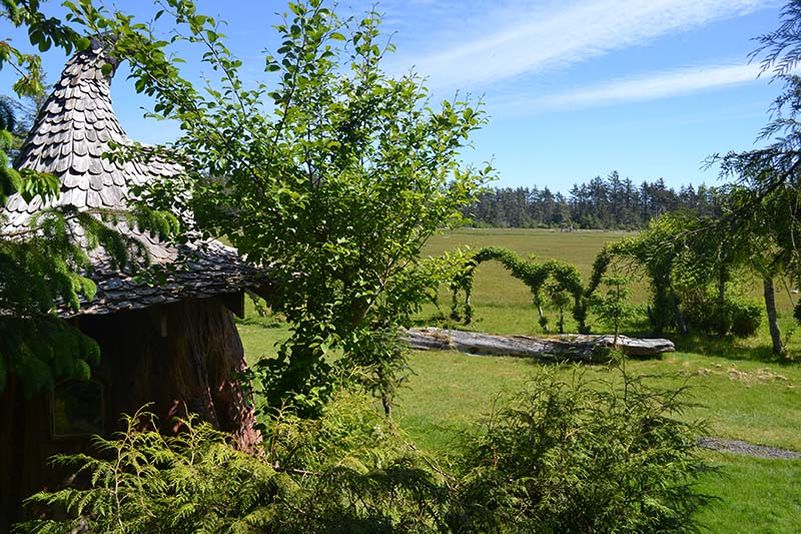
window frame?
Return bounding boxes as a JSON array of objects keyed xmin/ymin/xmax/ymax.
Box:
[{"xmin": 50, "ymin": 378, "xmax": 106, "ymax": 440}]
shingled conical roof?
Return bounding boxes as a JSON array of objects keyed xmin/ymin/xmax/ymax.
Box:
[
  {"xmin": 2, "ymin": 39, "xmax": 181, "ymax": 231},
  {"xmin": 1, "ymin": 38, "xmax": 268, "ymax": 316}
]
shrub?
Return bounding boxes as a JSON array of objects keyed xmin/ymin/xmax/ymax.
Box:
[
  {"xmin": 727, "ymin": 299, "xmax": 762, "ymax": 338},
  {"xmin": 18, "ymin": 394, "xmax": 450, "ymax": 533},
  {"xmin": 20, "ymin": 376, "xmax": 711, "ymax": 533},
  {"xmin": 681, "ymin": 288, "xmax": 761, "ymax": 337},
  {"xmin": 452, "ymin": 368, "xmax": 712, "ymax": 533},
  {"xmin": 680, "ymin": 288, "xmax": 725, "ymax": 334},
  {"xmin": 591, "ymin": 275, "xmax": 634, "ymax": 346}
]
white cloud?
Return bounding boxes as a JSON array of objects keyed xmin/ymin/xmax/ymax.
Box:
[
  {"xmin": 516, "ymin": 62, "xmax": 763, "ymax": 111},
  {"xmin": 396, "ymin": 0, "xmax": 770, "ymax": 89}
]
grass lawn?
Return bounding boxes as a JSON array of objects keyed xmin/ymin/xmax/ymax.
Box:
[
  {"xmin": 394, "ymin": 349, "xmax": 801, "ymax": 453},
  {"xmin": 238, "ymin": 227, "xmax": 801, "ymax": 532},
  {"xmin": 696, "ymin": 454, "xmax": 801, "ymax": 532},
  {"xmin": 392, "ymin": 349, "xmax": 801, "ymax": 532}
]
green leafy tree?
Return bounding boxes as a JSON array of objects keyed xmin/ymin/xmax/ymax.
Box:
[
  {"xmin": 56, "ymin": 0, "xmax": 489, "ymax": 416},
  {"xmin": 0, "ymin": 0, "xmax": 81, "ymax": 97},
  {"xmin": 592, "ymin": 274, "xmax": 633, "ymax": 347}
]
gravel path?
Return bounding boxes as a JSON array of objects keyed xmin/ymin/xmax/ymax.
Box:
[{"xmin": 698, "ymin": 437, "xmax": 801, "ymax": 459}]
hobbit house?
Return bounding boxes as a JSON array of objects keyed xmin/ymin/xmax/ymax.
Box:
[{"xmin": 0, "ymin": 38, "xmax": 269, "ymax": 525}]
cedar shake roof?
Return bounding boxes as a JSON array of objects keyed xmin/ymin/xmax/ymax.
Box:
[{"xmin": 1, "ymin": 38, "xmax": 269, "ymax": 316}]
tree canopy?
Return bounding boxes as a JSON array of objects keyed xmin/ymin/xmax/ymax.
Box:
[
  {"xmin": 466, "ymin": 174, "xmax": 725, "ymax": 230},
  {"xmin": 6, "ymin": 0, "xmax": 492, "ymax": 415}
]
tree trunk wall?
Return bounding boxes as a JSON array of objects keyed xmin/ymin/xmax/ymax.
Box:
[{"xmin": 0, "ymin": 296, "xmax": 260, "ymax": 528}]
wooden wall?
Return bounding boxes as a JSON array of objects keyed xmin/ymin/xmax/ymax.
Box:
[{"xmin": 0, "ymin": 295, "xmax": 260, "ymax": 528}]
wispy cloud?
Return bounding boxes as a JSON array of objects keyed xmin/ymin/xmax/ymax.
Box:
[
  {"xmin": 390, "ymin": 0, "xmax": 770, "ymax": 90},
  {"xmin": 513, "ymin": 62, "xmax": 763, "ymax": 112}
]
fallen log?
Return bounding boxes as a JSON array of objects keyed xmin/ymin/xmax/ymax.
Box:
[{"xmin": 403, "ymin": 327, "xmax": 674, "ymax": 362}]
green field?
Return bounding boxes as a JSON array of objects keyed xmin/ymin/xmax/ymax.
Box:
[{"xmin": 238, "ymin": 228, "xmax": 801, "ymax": 532}]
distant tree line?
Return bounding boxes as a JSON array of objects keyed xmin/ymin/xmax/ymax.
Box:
[{"xmin": 465, "ymin": 171, "xmax": 727, "ymax": 229}]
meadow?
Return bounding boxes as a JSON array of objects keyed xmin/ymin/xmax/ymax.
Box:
[{"xmin": 237, "ymin": 228, "xmax": 801, "ymax": 532}]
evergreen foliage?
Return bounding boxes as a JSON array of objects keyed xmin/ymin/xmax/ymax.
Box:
[
  {"xmin": 0, "ymin": 98, "xmax": 15, "ymax": 132},
  {"xmin": 710, "ymin": 0, "xmax": 801, "ymax": 345},
  {"xmin": 19, "ymin": 394, "xmax": 450, "ymax": 533},
  {"xmin": 0, "ymin": 122, "xmax": 104, "ymax": 395},
  {"xmin": 0, "ymin": 186, "xmax": 179, "ymax": 396},
  {"xmin": 0, "ymin": 2, "xmax": 181, "ymax": 395},
  {"xmin": 722, "ymin": 185, "xmax": 799, "ymax": 352},
  {"xmin": 453, "ymin": 369, "xmax": 712, "ymax": 533},
  {"xmin": 20, "ymin": 371, "xmax": 711, "ymax": 533},
  {"xmin": 465, "ymin": 172, "xmax": 725, "ymax": 230},
  {"xmin": 0, "ymin": 131, "xmax": 181, "ymax": 396}
]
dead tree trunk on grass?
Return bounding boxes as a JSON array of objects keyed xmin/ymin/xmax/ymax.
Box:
[{"xmin": 403, "ymin": 327, "xmax": 675, "ymax": 362}]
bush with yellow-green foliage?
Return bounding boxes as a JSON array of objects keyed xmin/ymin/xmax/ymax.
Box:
[
  {"xmin": 19, "ymin": 392, "xmax": 449, "ymax": 533},
  {"xmin": 452, "ymin": 369, "xmax": 712, "ymax": 533},
  {"xmin": 20, "ymin": 368, "xmax": 712, "ymax": 533}
]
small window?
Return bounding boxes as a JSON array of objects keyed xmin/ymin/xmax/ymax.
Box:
[{"xmin": 51, "ymin": 379, "xmax": 104, "ymax": 438}]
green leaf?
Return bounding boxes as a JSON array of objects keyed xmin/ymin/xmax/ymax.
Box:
[
  {"xmin": 74, "ymin": 359, "xmax": 91, "ymax": 380},
  {"xmin": 37, "ymin": 37, "xmax": 51, "ymax": 53},
  {"xmin": 76, "ymin": 37, "xmax": 91, "ymax": 51}
]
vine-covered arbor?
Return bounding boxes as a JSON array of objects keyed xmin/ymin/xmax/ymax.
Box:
[{"xmin": 448, "ymin": 246, "xmax": 595, "ymax": 333}]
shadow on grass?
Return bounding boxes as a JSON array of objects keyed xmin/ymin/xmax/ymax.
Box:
[
  {"xmin": 672, "ymin": 334, "xmax": 791, "ymax": 365},
  {"xmin": 235, "ymin": 315, "xmax": 285, "ymax": 329},
  {"xmin": 622, "ymin": 328, "xmax": 798, "ymax": 366}
]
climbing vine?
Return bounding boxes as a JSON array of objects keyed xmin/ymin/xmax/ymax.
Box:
[
  {"xmin": 585, "ymin": 212, "xmax": 758, "ymax": 336},
  {"xmin": 585, "ymin": 229, "xmax": 686, "ymax": 336},
  {"xmin": 446, "ymin": 218, "xmax": 749, "ymax": 338},
  {"xmin": 448, "ymin": 246, "xmax": 591, "ymax": 333}
]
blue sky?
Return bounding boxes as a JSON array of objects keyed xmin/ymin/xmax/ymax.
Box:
[{"xmin": 0, "ymin": 0, "xmax": 789, "ymax": 192}]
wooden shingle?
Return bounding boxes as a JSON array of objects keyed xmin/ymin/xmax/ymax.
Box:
[{"xmin": 1, "ymin": 37, "xmax": 269, "ymax": 316}]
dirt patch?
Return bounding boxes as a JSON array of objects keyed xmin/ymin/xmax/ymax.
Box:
[
  {"xmin": 698, "ymin": 437, "xmax": 801, "ymax": 460},
  {"xmin": 696, "ymin": 363, "xmax": 791, "ymax": 387}
]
